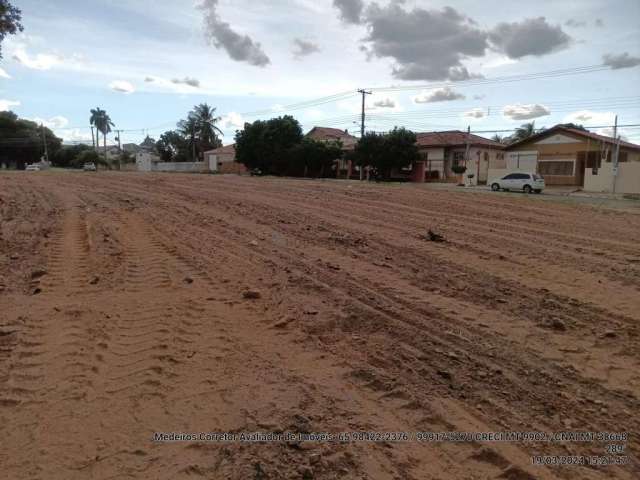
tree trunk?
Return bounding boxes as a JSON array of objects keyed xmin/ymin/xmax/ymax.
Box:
[{"xmin": 104, "ymin": 133, "xmax": 107, "ymax": 168}]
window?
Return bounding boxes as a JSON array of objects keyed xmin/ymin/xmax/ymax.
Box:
[
  {"xmin": 514, "ymin": 173, "xmax": 530, "ymax": 179},
  {"xmin": 538, "ymin": 161, "xmax": 574, "ymax": 176},
  {"xmin": 484, "ymin": 152, "xmax": 489, "ymax": 162},
  {"xmin": 503, "ymin": 173, "xmax": 519, "ymax": 179},
  {"xmin": 452, "ymin": 151, "xmax": 465, "ymax": 166}
]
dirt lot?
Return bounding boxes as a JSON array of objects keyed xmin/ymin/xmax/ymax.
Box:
[{"xmin": 1, "ymin": 171, "xmax": 638, "ymax": 479}]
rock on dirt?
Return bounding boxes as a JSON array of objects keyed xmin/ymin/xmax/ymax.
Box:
[
  {"xmin": 30, "ymin": 268, "xmax": 48, "ymax": 279},
  {"xmin": 243, "ymin": 289, "xmax": 262, "ymax": 299},
  {"xmin": 425, "ymin": 229, "xmax": 445, "ymax": 242}
]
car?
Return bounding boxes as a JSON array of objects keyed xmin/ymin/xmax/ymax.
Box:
[
  {"xmin": 490, "ymin": 172, "xmax": 545, "ymax": 194},
  {"xmin": 25, "ymin": 164, "xmax": 41, "ymax": 172},
  {"xmin": 83, "ymin": 162, "xmax": 97, "ymax": 172}
]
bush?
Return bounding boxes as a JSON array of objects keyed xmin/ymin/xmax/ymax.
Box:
[{"xmin": 451, "ymin": 164, "xmax": 467, "ymax": 174}]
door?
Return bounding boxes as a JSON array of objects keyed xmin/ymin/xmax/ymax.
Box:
[
  {"xmin": 208, "ymin": 154, "xmax": 218, "ymax": 172},
  {"xmin": 576, "ymin": 158, "xmax": 585, "ymax": 186}
]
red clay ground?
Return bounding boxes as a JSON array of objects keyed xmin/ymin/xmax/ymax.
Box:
[{"xmin": 1, "ymin": 171, "xmax": 638, "ymax": 479}]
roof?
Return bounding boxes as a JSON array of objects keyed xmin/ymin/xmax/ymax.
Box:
[
  {"xmin": 306, "ymin": 127, "xmax": 358, "ymax": 147},
  {"xmin": 204, "ymin": 144, "xmax": 236, "ymax": 155},
  {"xmin": 415, "ymin": 130, "xmax": 505, "ymax": 149},
  {"xmin": 506, "ymin": 125, "xmax": 640, "ymax": 152}
]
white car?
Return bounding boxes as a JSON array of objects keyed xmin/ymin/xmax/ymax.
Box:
[
  {"xmin": 490, "ymin": 172, "xmax": 545, "ymax": 194},
  {"xmin": 25, "ymin": 164, "xmax": 41, "ymax": 172},
  {"xmin": 83, "ymin": 162, "xmax": 97, "ymax": 172}
]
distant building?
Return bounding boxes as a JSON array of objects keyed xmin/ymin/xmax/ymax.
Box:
[
  {"xmin": 305, "ymin": 127, "xmax": 358, "ymax": 178},
  {"xmin": 412, "ymin": 131, "xmax": 505, "ymax": 184},
  {"xmin": 502, "ymin": 125, "xmax": 640, "ymax": 193},
  {"xmin": 203, "ymin": 144, "xmax": 247, "ymax": 174}
]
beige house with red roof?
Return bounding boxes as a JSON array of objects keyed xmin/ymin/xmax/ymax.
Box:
[
  {"xmin": 203, "ymin": 144, "xmax": 248, "ymax": 174},
  {"xmin": 412, "ymin": 130, "xmax": 506, "ymax": 184},
  {"xmin": 503, "ymin": 125, "xmax": 640, "ymax": 192},
  {"xmin": 305, "ymin": 126, "xmax": 358, "ymax": 178}
]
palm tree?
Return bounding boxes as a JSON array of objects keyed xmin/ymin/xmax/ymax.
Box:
[
  {"xmin": 178, "ymin": 103, "xmax": 224, "ymax": 161},
  {"xmin": 491, "ymin": 133, "xmax": 503, "ymax": 143},
  {"xmin": 89, "ymin": 108, "xmax": 103, "ymax": 150},
  {"xmin": 89, "ymin": 108, "xmax": 115, "ymax": 165},
  {"xmin": 511, "ymin": 122, "xmax": 537, "ymax": 142}
]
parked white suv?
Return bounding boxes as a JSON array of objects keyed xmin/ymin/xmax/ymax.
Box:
[{"xmin": 490, "ymin": 172, "xmax": 545, "ymax": 194}]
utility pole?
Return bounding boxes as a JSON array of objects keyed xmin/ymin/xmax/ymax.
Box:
[
  {"xmin": 41, "ymin": 124, "xmax": 48, "ymax": 164},
  {"xmin": 612, "ymin": 115, "xmax": 620, "ymax": 193},
  {"xmin": 357, "ymin": 88, "xmax": 372, "ymax": 180},
  {"xmin": 115, "ymin": 129, "xmax": 123, "ymax": 153},
  {"xmin": 116, "ymin": 129, "xmax": 124, "ymax": 170}
]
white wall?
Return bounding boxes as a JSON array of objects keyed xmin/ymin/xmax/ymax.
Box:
[
  {"xmin": 153, "ymin": 162, "xmax": 208, "ymax": 173},
  {"xmin": 584, "ymin": 162, "xmax": 640, "ymax": 194}
]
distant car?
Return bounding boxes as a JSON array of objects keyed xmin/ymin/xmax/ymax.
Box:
[
  {"xmin": 25, "ymin": 164, "xmax": 41, "ymax": 172},
  {"xmin": 83, "ymin": 162, "xmax": 97, "ymax": 172},
  {"xmin": 490, "ymin": 172, "xmax": 545, "ymax": 194}
]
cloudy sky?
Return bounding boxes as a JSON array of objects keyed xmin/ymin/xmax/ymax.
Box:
[{"xmin": 1, "ymin": 0, "xmax": 639, "ymax": 145}]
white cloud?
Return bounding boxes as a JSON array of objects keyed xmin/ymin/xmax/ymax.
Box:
[
  {"xmin": 597, "ymin": 127, "xmax": 628, "ymax": 141},
  {"xmin": 0, "ymin": 68, "xmax": 11, "ymax": 79},
  {"xmin": 414, "ymin": 87, "xmax": 465, "ymax": 103},
  {"xmin": 0, "ymin": 99, "xmax": 20, "ymax": 111},
  {"xmin": 503, "ymin": 103, "xmax": 550, "ymax": 120},
  {"xmin": 563, "ymin": 110, "xmax": 615, "ymax": 125},
  {"xmin": 58, "ymin": 129, "xmax": 93, "ymax": 143},
  {"xmin": 31, "ymin": 116, "xmax": 69, "ymax": 129},
  {"xmin": 221, "ymin": 112, "xmax": 244, "ymax": 129},
  {"xmin": 109, "ymin": 80, "xmax": 135, "ymax": 94},
  {"xmin": 12, "ymin": 46, "xmax": 62, "ymax": 70},
  {"xmin": 464, "ymin": 108, "xmax": 486, "ymax": 119}
]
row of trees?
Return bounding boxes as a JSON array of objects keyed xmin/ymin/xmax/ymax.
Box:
[
  {"xmin": 0, "ymin": 111, "xmax": 61, "ymax": 169},
  {"xmin": 234, "ymin": 115, "xmax": 421, "ymax": 180},
  {"xmin": 235, "ymin": 115, "xmax": 342, "ymax": 177},
  {"xmin": 156, "ymin": 104, "xmax": 223, "ymax": 162}
]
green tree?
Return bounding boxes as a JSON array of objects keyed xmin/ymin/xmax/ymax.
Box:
[
  {"xmin": 0, "ymin": 0, "xmax": 22, "ymax": 58},
  {"xmin": 378, "ymin": 127, "xmax": 420, "ymax": 180},
  {"xmin": 89, "ymin": 107, "xmax": 115, "ymax": 162},
  {"xmin": 156, "ymin": 130, "xmax": 189, "ymax": 162},
  {"xmin": 491, "ymin": 133, "xmax": 504, "ymax": 143},
  {"xmin": 0, "ymin": 111, "xmax": 61, "ymax": 169},
  {"xmin": 351, "ymin": 131, "xmax": 385, "ymax": 175},
  {"xmin": 235, "ymin": 115, "xmax": 303, "ymax": 174},
  {"xmin": 557, "ymin": 123, "xmax": 587, "ymax": 131},
  {"xmin": 178, "ymin": 103, "xmax": 224, "ymax": 160},
  {"xmin": 511, "ymin": 122, "xmax": 539, "ymax": 142},
  {"xmin": 52, "ymin": 144, "xmax": 93, "ymax": 168},
  {"xmin": 289, "ymin": 138, "xmax": 343, "ymax": 177}
]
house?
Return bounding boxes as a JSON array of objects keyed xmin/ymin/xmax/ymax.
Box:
[
  {"xmin": 412, "ymin": 131, "xmax": 506, "ymax": 184},
  {"xmin": 203, "ymin": 144, "xmax": 248, "ymax": 174},
  {"xmin": 502, "ymin": 125, "xmax": 640, "ymax": 192},
  {"xmin": 305, "ymin": 127, "xmax": 358, "ymax": 178}
]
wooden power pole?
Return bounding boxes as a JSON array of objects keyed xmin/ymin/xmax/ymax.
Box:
[{"xmin": 357, "ymin": 89, "xmax": 372, "ymax": 180}]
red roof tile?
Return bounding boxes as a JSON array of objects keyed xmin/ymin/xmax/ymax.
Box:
[
  {"xmin": 415, "ymin": 131, "xmax": 505, "ymax": 149},
  {"xmin": 306, "ymin": 127, "xmax": 357, "ymax": 144},
  {"xmin": 204, "ymin": 144, "xmax": 236, "ymax": 155}
]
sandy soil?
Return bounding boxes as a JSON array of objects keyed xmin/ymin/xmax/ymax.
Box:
[{"xmin": 1, "ymin": 171, "xmax": 638, "ymax": 479}]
